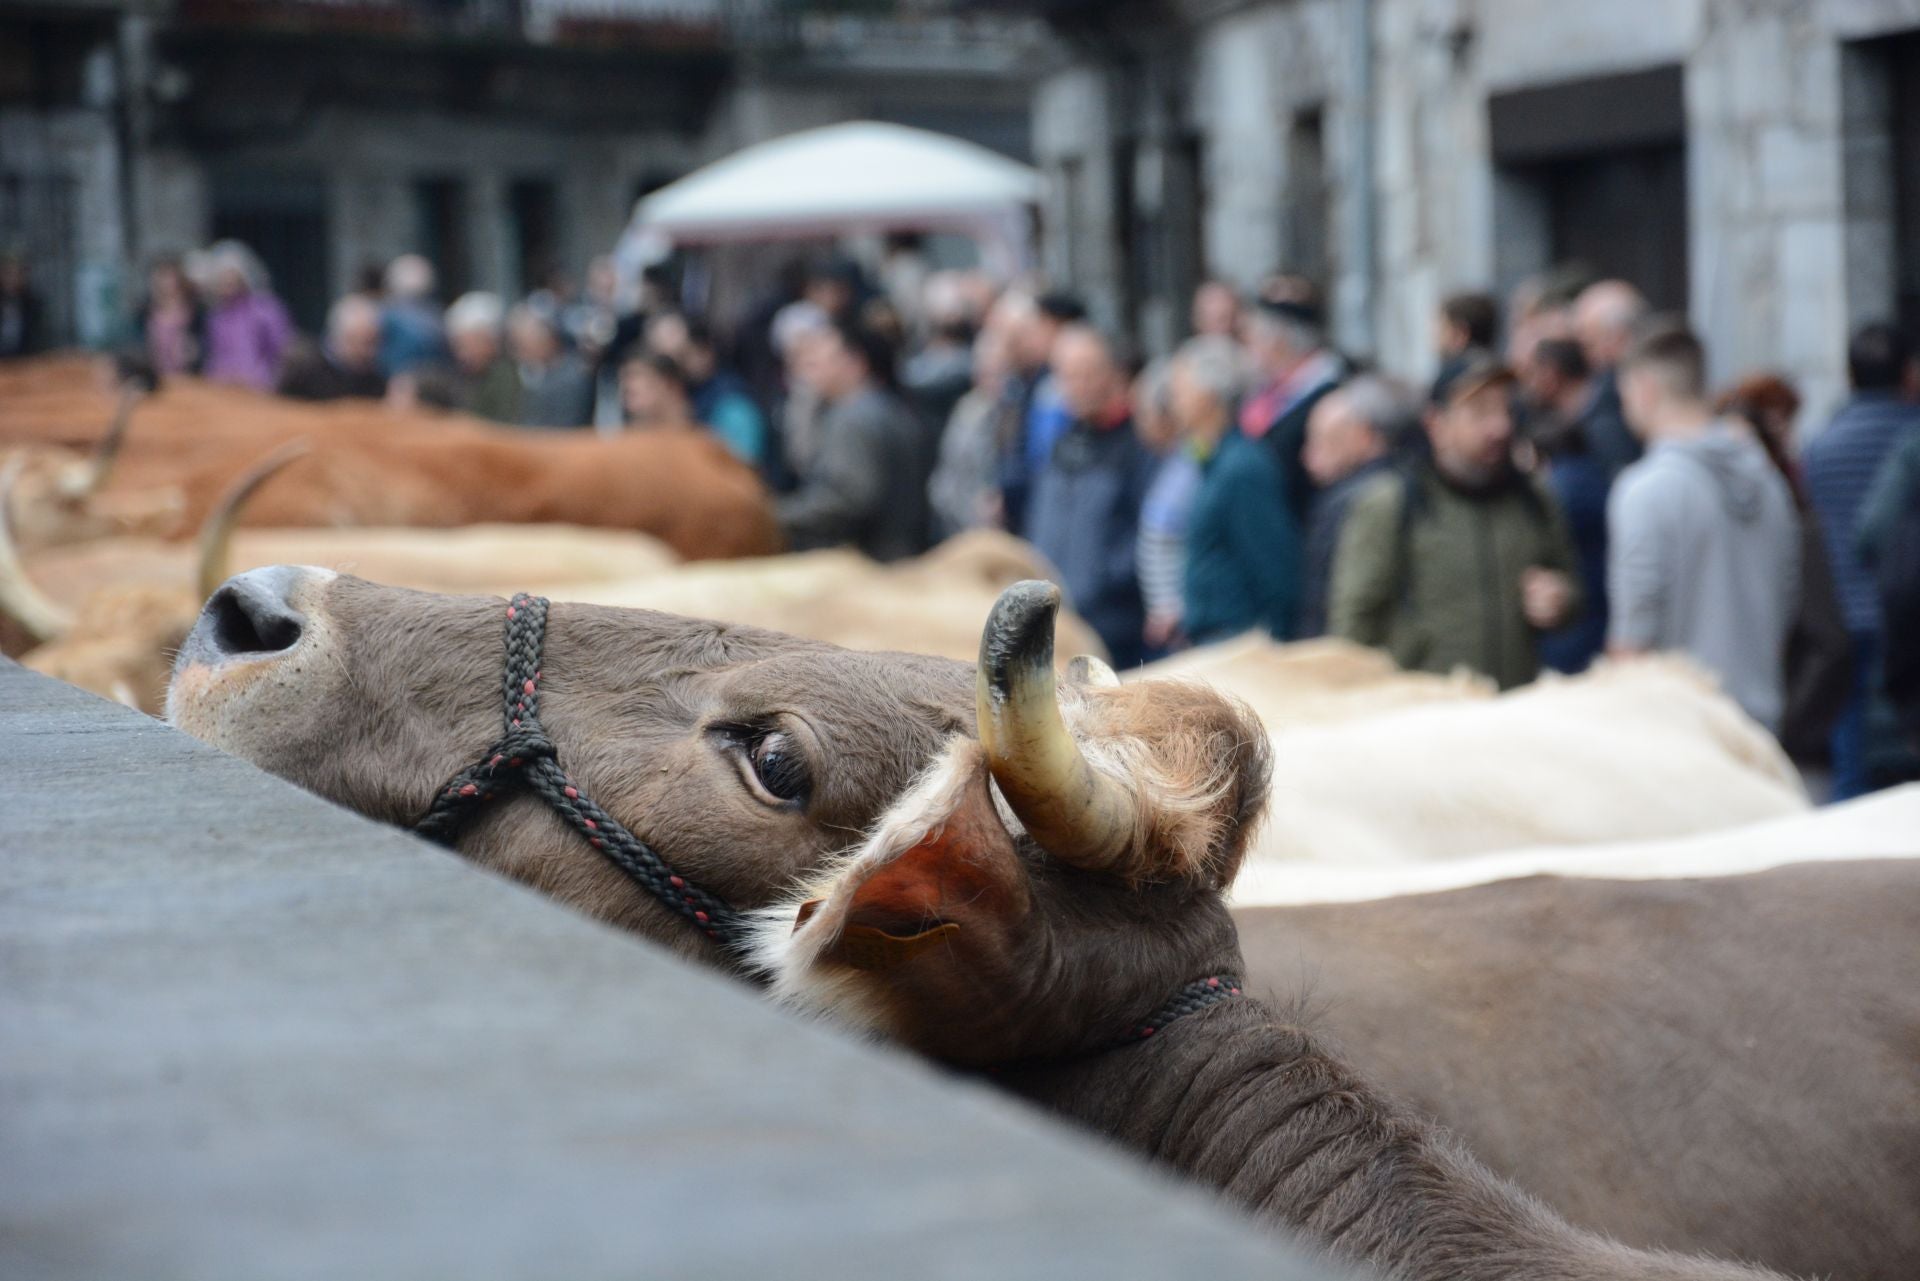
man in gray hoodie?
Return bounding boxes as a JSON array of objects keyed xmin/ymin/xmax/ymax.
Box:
[{"xmin": 1609, "ymin": 324, "xmax": 1799, "ymax": 732}]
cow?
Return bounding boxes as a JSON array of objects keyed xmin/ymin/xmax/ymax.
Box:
[
  {"xmin": 0, "ymin": 356, "xmax": 780, "ymax": 559},
  {"xmin": 753, "ymin": 606, "xmax": 1799, "ymax": 1279},
  {"xmin": 1188, "ymin": 643, "xmax": 1806, "ymax": 869},
  {"xmin": 2, "ymin": 463, "xmax": 1098, "ymax": 706},
  {"xmin": 1232, "ymin": 781, "xmax": 1920, "ymax": 905},
  {"xmin": 532, "ymin": 529, "xmax": 1109, "ymax": 668},
  {"xmin": 162, "ymin": 568, "xmax": 1920, "ymax": 1281}
]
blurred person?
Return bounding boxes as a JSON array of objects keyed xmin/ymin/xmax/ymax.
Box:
[
  {"xmin": 999, "ymin": 290, "xmax": 1087, "ymax": 537},
  {"xmin": 1175, "ymin": 336, "xmax": 1300, "ymax": 645},
  {"xmin": 778, "ymin": 320, "xmax": 928, "ymax": 563},
  {"xmin": 1190, "ymin": 279, "xmax": 1243, "ymax": 340},
  {"xmin": 1241, "ymin": 281, "xmax": 1344, "ymax": 521},
  {"xmin": 1803, "ymin": 322, "xmax": 1920, "ymax": 795},
  {"xmin": 277, "ymin": 294, "xmax": 387, "ymax": 401},
  {"xmin": 619, "ymin": 351, "xmax": 699, "ymax": 430},
  {"xmin": 130, "ymin": 255, "xmax": 206, "ymax": 376},
  {"xmin": 350, "ymin": 262, "xmax": 385, "ymax": 301},
  {"xmin": 653, "ymin": 314, "xmax": 768, "ymax": 467},
  {"xmin": 1718, "ymin": 373, "xmax": 1854, "ymax": 764},
  {"xmin": 1132, "ymin": 358, "xmax": 1195, "ymax": 654},
  {"xmin": 928, "ymin": 325, "xmax": 1014, "ymax": 538},
  {"xmin": 599, "ymin": 263, "xmax": 679, "ymax": 409},
  {"xmin": 1717, "ymin": 374, "xmax": 1805, "ymax": 479},
  {"xmin": 1503, "ymin": 274, "xmax": 1548, "ymax": 370},
  {"xmin": 570, "ymin": 255, "xmax": 625, "ymax": 427},
  {"xmin": 1297, "ymin": 376, "xmax": 1403, "ymax": 637},
  {"xmin": 1504, "ymin": 268, "xmax": 1586, "ymax": 373},
  {"xmin": 1331, "ymin": 356, "xmax": 1580, "ymax": 689},
  {"xmin": 1610, "ymin": 325, "xmax": 1798, "ymax": 732},
  {"xmin": 1858, "ymin": 425, "xmax": 1920, "ymax": 752},
  {"xmin": 735, "ymin": 258, "xmax": 811, "ymax": 422},
  {"xmin": 567, "ymin": 256, "xmax": 620, "ymax": 355},
  {"xmin": 773, "ymin": 301, "xmax": 833, "ymax": 481},
  {"xmin": 1026, "ymin": 325, "xmax": 1157, "ymax": 667},
  {"xmin": 379, "ymin": 254, "xmax": 447, "ymax": 377},
  {"xmin": 508, "ymin": 303, "xmax": 593, "ymax": 428},
  {"xmin": 880, "ymin": 232, "xmax": 932, "ymax": 338},
  {"xmin": 1517, "ymin": 338, "xmax": 1613, "ymax": 672},
  {"xmin": 202, "ymin": 241, "xmax": 295, "ymax": 392},
  {"xmin": 1432, "ymin": 291, "xmax": 1499, "ymax": 401},
  {"xmin": 859, "ymin": 296, "xmax": 909, "ymax": 368},
  {"xmin": 444, "ymin": 291, "xmax": 519, "ymax": 423},
  {"xmin": 1573, "ymin": 279, "xmax": 1649, "ymax": 475},
  {"xmin": 0, "ymin": 252, "xmax": 44, "ymax": 358},
  {"xmin": 803, "ymin": 257, "xmax": 863, "ymax": 324},
  {"xmin": 902, "ymin": 271, "xmax": 978, "ymax": 442}
]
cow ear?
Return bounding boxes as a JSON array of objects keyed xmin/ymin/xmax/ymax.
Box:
[{"xmin": 778, "ymin": 740, "xmax": 1030, "ymax": 978}]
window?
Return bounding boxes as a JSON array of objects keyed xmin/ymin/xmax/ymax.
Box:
[
  {"xmin": 508, "ymin": 178, "xmax": 560, "ymax": 298},
  {"xmin": 412, "ymin": 177, "xmax": 469, "ymax": 300}
]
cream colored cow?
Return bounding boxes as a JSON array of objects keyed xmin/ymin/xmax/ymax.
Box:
[{"xmin": 1136, "ymin": 635, "xmax": 1806, "ymax": 872}]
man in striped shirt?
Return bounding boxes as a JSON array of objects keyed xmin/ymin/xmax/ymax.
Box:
[{"xmin": 1804, "ymin": 323, "xmax": 1920, "ymax": 798}]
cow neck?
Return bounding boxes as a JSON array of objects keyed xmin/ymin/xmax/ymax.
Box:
[
  {"xmin": 999, "ymin": 998, "xmax": 1774, "ymax": 1281},
  {"xmin": 980, "ymin": 975, "xmax": 1245, "ymax": 1078},
  {"xmin": 414, "ymin": 593, "xmax": 745, "ymax": 953}
]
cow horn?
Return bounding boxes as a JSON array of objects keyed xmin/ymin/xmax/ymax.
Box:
[
  {"xmin": 64, "ymin": 381, "xmax": 144, "ymax": 499},
  {"xmin": 1066, "ymin": 654, "xmax": 1120, "ymax": 688},
  {"xmin": 0, "ymin": 457, "xmax": 75, "ymax": 642},
  {"xmin": 975, "ymin": 580, "xmax": 1139, "ymax": 874},
  {"xmin": 195, "ymin": 440, "xmax": 311, "ymax": 602}
]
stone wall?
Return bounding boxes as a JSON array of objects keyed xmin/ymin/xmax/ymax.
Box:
[
  {"xmin": 1032, "ymin": 0, "xmax": 1920, "ymax": 431},
  {"xmin": 0, "ymin": 106, "xmax": 125, "ymax": 346}
]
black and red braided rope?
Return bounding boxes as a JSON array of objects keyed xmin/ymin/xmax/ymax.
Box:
[
  {"xmin": 415, "ymin": 593, "xmax": 744, "ymax": 948},
  {"xmin": 1126, "ymin": 974, "xmax": 1243, "ymax": 1042}
]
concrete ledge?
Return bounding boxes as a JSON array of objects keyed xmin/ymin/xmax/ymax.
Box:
[{"xmin": 0, "ymin": 664, "xmax": 1336, "ymax": 1281}]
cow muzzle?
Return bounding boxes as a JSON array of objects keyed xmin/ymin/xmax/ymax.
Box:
[{"xmin": 177, "ymin": 565, "xmax": 328, "ymax": 668}]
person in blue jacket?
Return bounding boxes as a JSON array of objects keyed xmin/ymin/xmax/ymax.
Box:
[{"xmin": 1171, "ymin": 336, "xmax": 1303, "ymax": 643}]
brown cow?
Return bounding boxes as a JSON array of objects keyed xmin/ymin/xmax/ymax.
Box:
[
  {"xmin": 164, "ymin": 570, "xmax": 1919, "ymax": 1280},
  {"xmin": 0, "ymin": 356, "xmax": 779, "ymax": 559},
  {"xmin": 755, "ymin": 624, "xmax": 1791, "ymax": 1278}
]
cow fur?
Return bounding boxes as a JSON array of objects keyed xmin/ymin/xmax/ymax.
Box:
[
  {"xmin": 757, "ymin": 743, "xmax": 1791, "ymax": 1281},
  {"xmin": 163, "ymin": 573, "xmax": 1917, "ymax": 1279}
]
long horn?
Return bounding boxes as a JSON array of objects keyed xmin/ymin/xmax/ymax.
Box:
[
  {"xmin": 975, "ymin": 580, "xmax": 1139, "ymax": 874},
  {"xmin": 196, "ymin": 440, "xmax": 311, "ymax": 602},
  {"xmin": 0, "ymin": 457, "xmax": 76, "ymax": 642},
  {"xmin": 67, "ymin": 380, "xmax": 145, "ymax": 499}
]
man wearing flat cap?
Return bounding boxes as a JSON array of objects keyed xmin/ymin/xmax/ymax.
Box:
[
  {"xmin": 1241, "ymin": 277, "xmax": 1346, "ymax": 525},
  {"xmin": 1328, "ymin": 355, "xmax": 1581, "ymax": 689}
]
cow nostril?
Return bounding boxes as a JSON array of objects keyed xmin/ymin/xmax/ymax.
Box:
[{"xmin": 208, "ymin": 584, "xmax": 304, "ymax": 656}]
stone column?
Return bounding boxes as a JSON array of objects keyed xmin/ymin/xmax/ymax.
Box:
[
  {"xmin": 1687, "ymin": 1, "xmax": 1850, "ymax": 426},
  {"xmin": 467, "ymin": 172, "xmax": 512, "ymax": 298}
]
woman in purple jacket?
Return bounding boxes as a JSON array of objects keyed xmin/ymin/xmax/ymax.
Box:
[{"xmin": 201, "ymin": 241, "xmax": 294, "ymax": 392}]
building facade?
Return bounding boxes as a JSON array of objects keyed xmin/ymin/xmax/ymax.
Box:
[
  {"xmin": 1018, "ymin": 0, "xmax": 1920, "ymax": 426},
  {"xmin": 2, "ymin": 0, "xmax": 1045, "ymax": 338}
]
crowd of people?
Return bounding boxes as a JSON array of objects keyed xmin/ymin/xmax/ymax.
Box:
[{"xmin": 11, "ymin": 236, "xmax": 1918, "ymax": 793}]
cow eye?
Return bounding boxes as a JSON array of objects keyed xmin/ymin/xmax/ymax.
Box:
[{"xmin": 746, "ymin": 729, "xmax": 810, "ymax": 806}]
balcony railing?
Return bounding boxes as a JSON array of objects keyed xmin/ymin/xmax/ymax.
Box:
[{"xmin": 171, "ymin": 0, "xmax": 1049, "ymax": 67}]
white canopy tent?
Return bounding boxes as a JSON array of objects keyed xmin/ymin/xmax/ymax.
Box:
[{"xmin": 628, "ymin": 120, "xmax": 1043, "ymax": 247}]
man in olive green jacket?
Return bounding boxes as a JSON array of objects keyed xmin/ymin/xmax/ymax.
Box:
[{"xmin": 1330, "ymin": 357, "xmax": 1580, "ymax": 689}]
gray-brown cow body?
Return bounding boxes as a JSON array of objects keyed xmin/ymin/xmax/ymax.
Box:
[
  {"xmin": 1243, "ymin": 863, "xmax": 1920, "ymax": 1281},
  {"xmin": 166, "ymin": 570, "xmax": 1920, "ymax": 1280}
]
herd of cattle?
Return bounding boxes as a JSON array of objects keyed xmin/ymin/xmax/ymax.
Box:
[{"xmin": 7, "ymin": 356, "xmax": 1919, "ymax": 1281}]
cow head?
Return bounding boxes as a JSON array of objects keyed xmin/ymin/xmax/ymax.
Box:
[
  {"xmin": 167, "ymin": 572, "xmax": 1269, "ymax": 971},
  {"xmin": 3, "ymin": 358, "xmax": 178, "ymax": 551}
]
